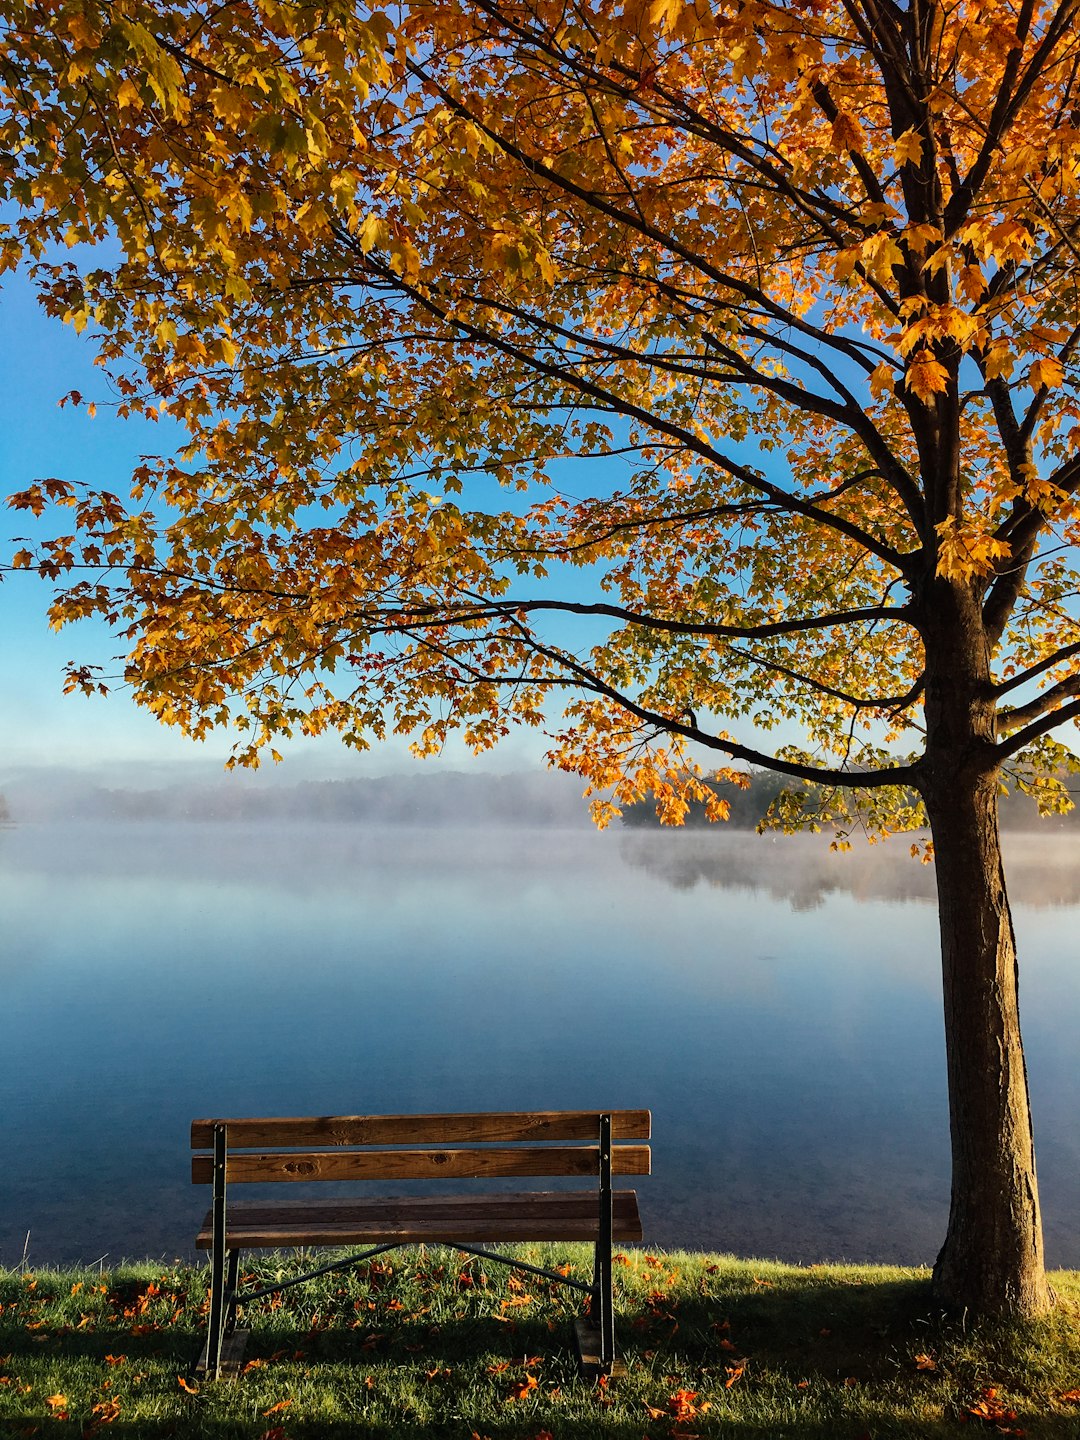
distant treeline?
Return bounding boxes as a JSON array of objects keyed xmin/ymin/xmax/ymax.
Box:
[
  {"xmin": 14, "ymin": 769, "xmax": 589, "ymax": 827},
  {"xmin": 620, "ymin": 770, "xmax": 1080, "ymax": 831}
]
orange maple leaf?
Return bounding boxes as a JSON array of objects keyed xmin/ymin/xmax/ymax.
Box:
[
  {"xmin": 87, "ymin": 1398, "xmax": 122, "ymax": 1427},
  {"xmin": 905, "ymin": 348, "xmax": 950, "ymax": 403},
  {"xmin": 669, "ymin": 1388, "xmax": 711, "ymax": 1419},
  {"xmin": 967, "ymin": 1386, "xmax": 1020, "ymax": 1426}
]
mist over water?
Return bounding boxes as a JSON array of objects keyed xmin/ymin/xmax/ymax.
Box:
[{"xmin": 2, "ymin": 820, "xmax": 1078, "ymax": 1270}]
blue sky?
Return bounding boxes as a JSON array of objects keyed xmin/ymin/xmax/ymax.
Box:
[{"xmin": 0, "ymin": 271, "xmax": 546, "ymax": 783}]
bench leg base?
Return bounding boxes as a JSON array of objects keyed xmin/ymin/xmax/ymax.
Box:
[
  {"xmin": 194, "ymin": 1328, "xmax": 250, "ymax": 1380},
  {"xmin": 573, "ymin": 1316, "xmax": 625, "ymax": 1380}
]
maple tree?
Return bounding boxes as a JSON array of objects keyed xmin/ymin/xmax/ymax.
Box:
[{"xmin": 4, "ymin": 0, "xmax": 1080, "ymax": 1317}]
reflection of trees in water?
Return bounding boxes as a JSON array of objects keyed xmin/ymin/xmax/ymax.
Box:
[{"xmin": 619, "ymin": 831, "xmax": 1080, "ymax": 911}]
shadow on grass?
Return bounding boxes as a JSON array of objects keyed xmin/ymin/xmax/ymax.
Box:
[{"xmin": 3, "ymin": 1268, "xmax": 1078, "ymax": 1438}]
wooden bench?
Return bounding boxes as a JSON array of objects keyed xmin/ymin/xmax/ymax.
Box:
[{"xmin": 191, "ymin": 1109, "xmax": 650, "ymax": 1379}]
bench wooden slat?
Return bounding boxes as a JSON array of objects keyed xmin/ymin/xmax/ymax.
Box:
[
  {"xmin": 195, "ymin": 1190, "xmax": 644, "ymax": 1249},
  {"xmin": 192, "ymin": 1144, "xmax": 651, "ymax": 1185},
  {"xmin": 191, "ymin": 1109, "xmax": 651, "ymax": 1150}
]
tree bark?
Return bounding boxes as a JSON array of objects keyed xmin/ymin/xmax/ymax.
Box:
[{"xmin": 920, "ymin": 672, "xmax": 1052, "ymax": 1315}]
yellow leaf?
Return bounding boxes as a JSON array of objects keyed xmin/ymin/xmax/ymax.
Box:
[
  {"xmin": 648, "ymin": 0, "xmax": 684, "ymax": 34},
  {"xmin": 982, "ymin": 342, "xmax": 1015, "ymax": 380},
  {"xmin": 1028, "ymin": 356, "xmax": 1064, "ymax": 391},
  {"xmin": 358, "ymin": 212, "xmax": 389, "ymax": 255},
  {"xmin": 957, "ymin": 264, "xmax": 986, "ymax": 306},
  {"xmin": 831, "ymin": 111, "xmax": 866, "ymax": 154},
  {"xmin": 868, "ymin": 362, "xmax": 894, "ymax": 400},
  {"xmin": 905, "ymin": 349, "xmax": 950, "ymax": 404},
  {"xmin": 893, "ymin": 128, "xmax": 923, "ymax": 168}
]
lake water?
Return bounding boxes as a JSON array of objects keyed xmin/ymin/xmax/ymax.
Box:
[{"xmin": 2, "ymin": 821, "xmax": 1078, "ymax": 1270}]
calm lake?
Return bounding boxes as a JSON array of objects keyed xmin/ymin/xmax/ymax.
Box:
[{"xmin": 2, "ymin": 821, "xmax": 1078, "ymax": 1270}]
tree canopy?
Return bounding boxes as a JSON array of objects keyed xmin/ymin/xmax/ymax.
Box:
[
  {"xmin": 4, "ymin": 0, "xmax": 1080, "ymax": 1315},
  {"xmin": 3, "ymin": 0, "xmax": 1077, "ymax": 828}
]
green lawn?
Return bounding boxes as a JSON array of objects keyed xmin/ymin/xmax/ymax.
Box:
[{"xmin": 2, "ymin": 1247, "xmax": 1079, "ymax": 1436}]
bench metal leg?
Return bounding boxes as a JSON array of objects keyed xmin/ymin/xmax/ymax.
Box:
[
  {"xmin": 203, "ymin": 1124, "xmax": 230, "ymax": 1379},
  {"xmin": 574, "ymin": 1113, "xmax": 616, "ymax": 1378},
  {"xmin": 597, "ymin": 1112, "xmax": 615, "ymax": 1370},
  {"xmin": 224, "ymin": 1249, "xmax": 241, "ymax": 1333},
  {"xmin": 592, "ymin": 1240, "xmax": 614, "ymax": 1370}
]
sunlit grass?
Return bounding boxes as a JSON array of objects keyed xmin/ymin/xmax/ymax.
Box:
[{"xmin": 2, "ymin": 1248, "xmax": 1078, "ymax": 1436}]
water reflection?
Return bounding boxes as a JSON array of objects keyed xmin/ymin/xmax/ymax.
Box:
[
  {"xmin": 1, "ymin": 822, "xmax": 1077, "ymax": 1270},
  {"xmin": 621, "ymin": 828, "xmax": 1080, "ymax": 910}
]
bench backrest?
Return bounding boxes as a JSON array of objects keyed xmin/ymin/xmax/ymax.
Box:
[{"xmin": 191, "ymin": 1110, "xmax": 651, "ymax": 1185}]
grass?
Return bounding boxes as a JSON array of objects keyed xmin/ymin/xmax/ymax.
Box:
[{"xmin": 1, "ymin": 1246, "xmax": 1079, "ymax": 1437}]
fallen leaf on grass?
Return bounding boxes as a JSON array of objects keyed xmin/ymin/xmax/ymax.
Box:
[
  {"xmin": 669, "ymin": 1388, "xmax": 711, "ymax": 1419},
  {"xmin": 914, "ymin": 1352, "xmax": 938, "ymax": 1371},
  {"xmin": 45, "ymin": 1395, "xmax": 67, "ymax": 1412},
  {"xmin": 177, "ymin": 1376, "xmax": 199, "ymax": 1394},
  {"xmin": 508, "ymin": 1374, "xmax": 538, "ymax": 1400},
  {"xmin": 1060, "ymin": 1389, "xmax": 1080, "ymax": 1402},
  {"xmin": 258, "ymin": 1428, "xmax": 289, "ymax": 1440},
  {"xmin": 85, "ymin": 1398, "xmax": 121, "ymax": 1430},
  {"xmin": 262, "ymin": 1399, "xmax": 293, "ymax": 1415},
  {"xmin": 725, "ymin": 1362, "xmax": 746, "ymax": 1388},
  {"xmin": 967, "ymin": 1386, "xmax": 1023, "ymax": 1432}
]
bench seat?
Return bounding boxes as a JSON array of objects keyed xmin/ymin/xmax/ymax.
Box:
[{"xmin": 196, "ymin": 1190, "xmax": 644, "ymax": 1249}]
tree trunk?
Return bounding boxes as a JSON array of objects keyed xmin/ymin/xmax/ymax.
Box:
[{"xmin": 921, "ymin": 765, "xmax": 1052, "ymax": 1316}]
